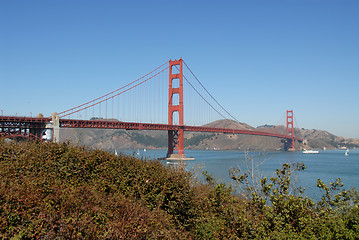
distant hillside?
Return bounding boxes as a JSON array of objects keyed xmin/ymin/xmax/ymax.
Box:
[
  {"xmin": 60, "ymin": 119, "xmax": 359, "ymax": 151},
  {"xmin": 203, "ymin": 119, "xmax": 254, "ymax": 130}
]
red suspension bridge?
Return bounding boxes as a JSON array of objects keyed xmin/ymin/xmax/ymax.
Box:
[{"xmin": 0, "ymin": 58, "xmax": 302, "ymax": 159}]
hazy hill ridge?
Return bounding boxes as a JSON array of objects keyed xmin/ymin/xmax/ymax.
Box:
[{"xmin": 61, "ymin": 119, "xmax": 359, "ymax": 150}]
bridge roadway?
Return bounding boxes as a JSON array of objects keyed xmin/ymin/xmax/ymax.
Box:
[
  {"xmin": 0, "ymin": 116, "xmax": 49, "ymax": 141},
  {"xmin": 0, "ymin": 116, "xmax": 303, "ymax": 142},
  {"xmin": 60, "ymin": 118, "xmax": 303, "ymax": 141},
  {"xmin": 0, "ymin": 116, "xmax": 50, "ymax": 124}
]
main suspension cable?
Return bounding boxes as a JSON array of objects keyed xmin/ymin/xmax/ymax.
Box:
[
  {"xmin": 61, "ymin": 66, "xmax": 169, "ymax": 118},
  {"xmin": 58, "ymin": 61, "xmax": 169, "ymax": 117},
  {"xmin": 183, "ymin": 60, "xmax": 241, "ymax": 123},
  {"xmin": 174, "ymin": 65, "xmax": 228, "ymax": 121}
]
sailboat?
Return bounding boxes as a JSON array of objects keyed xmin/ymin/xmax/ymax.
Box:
[
  {"xmin": 136, "ymin": 149, "xmax": 140, "ymax": 155},
  {"xmin": 345, "ymin": 149, "xmax": 349, "ymax": 156},
  {"xmin": 115, "ymin": 150, "xmax": 118, "ymax": 156}
]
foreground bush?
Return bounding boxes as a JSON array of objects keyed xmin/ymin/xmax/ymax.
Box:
[
  {"xmin": 0, "ymin": 141, "xmax": 194, "ymax": 239},
  {"xmin": 0, "ymin": 140, "xmax": 358, "ymax": 239}
]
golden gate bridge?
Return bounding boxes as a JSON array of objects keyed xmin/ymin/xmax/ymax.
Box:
[{"xmin": 0, "ymin": 58, "xmax": 302, "ymax": 159}]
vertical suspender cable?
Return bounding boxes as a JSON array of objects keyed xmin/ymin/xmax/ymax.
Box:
[{"xmin": 183, "ymin": 61, "xmax": 241, "ymax": 124}]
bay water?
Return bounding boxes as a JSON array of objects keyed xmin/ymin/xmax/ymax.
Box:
[{"xmin": 118, "ymin": 148, "xmax": 359, "ymax": 201}]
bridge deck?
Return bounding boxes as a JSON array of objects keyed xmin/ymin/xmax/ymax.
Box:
[
  {"xmin": 0, "ymin": 116, "xmax": 303, "ymax": 142},
  {"xmin": 59, "ymin": 119, "xmax": 303, "ymax": 142},
  {"xmin": 0, "ymin": 116, "xmax": 51, "ymax": 123}
]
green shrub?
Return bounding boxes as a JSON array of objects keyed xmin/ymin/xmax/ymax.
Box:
[
  {"xmin": 1, "ymin": 140, "xmax": 358, "ymax": 239},
  {"xmin": 0, "ymin": 141, "xmax": 192, "ymax": 239}
]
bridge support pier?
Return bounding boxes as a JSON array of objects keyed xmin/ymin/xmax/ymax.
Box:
[
  {"xmin": 51, "ymin": 112, "xmax": 60, "ymax": 143},
  {"xmin": 167, "ymin": 129, "xmax": 186, "ymax": 159},
  {"xmin": 29, "ymin": 126, "xmax": 44, "ymax": 139},
  {"xmin": 282, "ymin": 138, "xmax": 295, "ymax": 151}
]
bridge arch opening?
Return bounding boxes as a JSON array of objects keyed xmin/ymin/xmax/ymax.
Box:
[
  {"xmin": 172, "ymin": 78, "xmax": 179, "ymax": 88},
  {"xmin": 172, "ymin": 93, "xmax": 180, "ymax": 106},
  {"xmin": 172, "ymin": 111, "xmax": 179, "ymax": 125},
  {"xmin": 171, "ymin": 65, "xmax": 180, "ymax": 74}
]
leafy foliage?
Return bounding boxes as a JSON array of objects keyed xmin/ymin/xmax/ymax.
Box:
[
  {"xmin": 0, "ymin": 140, "xmax": 358, "ymax": 239},
  {"xmin": 0, "ymin": 141, "xmax": 191, "ymax": 239},
  {"xmin": 229, "ymin": 162, "xmax": 359, "ymax": 239}
]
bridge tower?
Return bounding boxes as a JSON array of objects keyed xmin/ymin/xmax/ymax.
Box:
[
  {"xmin": 286, "ymin": 110, "xmax": 295, "ymax": 151},
  {"xmin": 167, "ymin": 58, "xmax": 186, "ymax": 159}
]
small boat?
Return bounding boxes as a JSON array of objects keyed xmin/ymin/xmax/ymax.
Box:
[
  {"xmin": 302, "ymin": 149, "xmax": 319, "ymax": 154},
  {"xmin": 136, "ymin": 149, "xmax": 140, "ymax": 155},
  {"xmin": 345, "ymin": 149, "xmax": 349, "ymax": 156},
  {"xmin": 166, "ymin": 161, "xmax": 179, "ymax": 165},
  {"xmin": 115, "ymin": 150, "xmax": 118, "ymax": 156},
  {"xmin": 144, "ymin": 148, "xmax": 146, "ymax": 152}
]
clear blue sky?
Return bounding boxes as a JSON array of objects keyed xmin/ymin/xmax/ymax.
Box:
[{"xmin": 1, "ymin": 1, "xmax": 358, "ymax": 138}]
